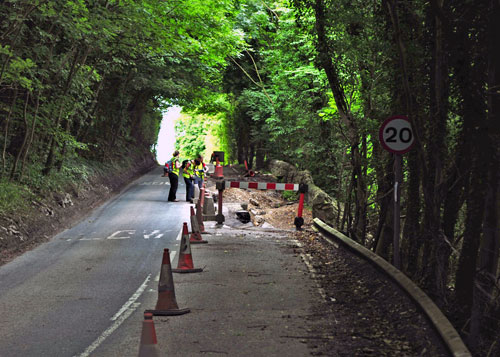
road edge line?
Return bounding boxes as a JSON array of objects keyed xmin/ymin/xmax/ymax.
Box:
[{"xmin": 75, "ymin": 274, "xmax": 151, "ymax": 357}]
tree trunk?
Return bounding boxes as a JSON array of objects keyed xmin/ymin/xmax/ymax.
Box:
[
  {"xmin": 9, "ymin": 90, "xmax": 30, "ymax": 180},
  {"xmin": 20, "ymin": 90, "xmax": 40, "ymax": 179},
  {"xmin": 452, "ymin": 0, "xmax": 490, "ymax": 319},
  {"xmin": 43, "ymin": 46, "xmax": 88, "ymax": 175},
  {"xmin": 353, "ymin": 137, "xmax": 368, "ymax": 244},
  {"xmin": 313, "ymin": 0, "xmax": 365, "ymax": 241},
  {"xmin": 403, "ymin": 148, "xmax": 422, "ymax": 277},
  {"xmin": 1, "ymin": 87, "xmax": 18, "ymax": 177},
  {"xmin": 255, "ymin": 145, "xmax": 265, "ymax": 169},
  {"xmin": 468, "ymin": 1, "xmax": 500, "ymax": 348},
  {"xmin": 375, "ymin": 156, "xmax": 395, "ymax": 260}
]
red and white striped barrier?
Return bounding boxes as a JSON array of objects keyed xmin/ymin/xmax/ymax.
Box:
[
  {"xmin": 215, "ymin": 180, "xmax": 308, "ymax": 230},
  {"xmin": 226, "ymin": 181, "xmax": 300, "ymax": 191}
]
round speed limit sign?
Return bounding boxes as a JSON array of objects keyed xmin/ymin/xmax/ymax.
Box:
[{"xmin": 379, "ymin": 115, "xmax": 415, "ymax": 154}]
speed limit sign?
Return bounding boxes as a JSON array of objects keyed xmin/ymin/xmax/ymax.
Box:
[{"xmin": 379, "ymin": 115, "xmax": 415, "ymax": 154}]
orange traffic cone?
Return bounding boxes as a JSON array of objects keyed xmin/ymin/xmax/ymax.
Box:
[
  {"xmin": 138, "ymin": 312, "xmax": 160, "ymax": 357},
  {"xmin": 145, "ymin": 249, "xmax": 190, "ymax": 316},
  {"xmin": 214, "ymin": 158, "xmax": 224, "ymax": 178},
  {"xmin": 173, "ymin": 223, "xmax": 203, "ymax": 273},
  {"xmin": 190, "ymin": 206, "xmax": 207, "ymax": 244}
]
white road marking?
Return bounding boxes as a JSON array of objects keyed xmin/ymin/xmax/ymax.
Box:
[
  {"xmin": 76, "ymin": 274, "xmax": 151, "ymax": 357},
  {"xmin": 144, "ymin": 230, "xmax": 160, "ymax": 239},
  {"xmin": 139, "ymin": 181, "xmax": 170, "ymax": 185},
  {"xmin": 110, "ymin": 274, "xmax": 151, "ymax": 321},
  {"xmin": 69, "ymin": 230, "xmax": 174, "ymax": 242},
  {"xmin": 107, "ymin": 230, "xmax": 135, "ymax": 240}
]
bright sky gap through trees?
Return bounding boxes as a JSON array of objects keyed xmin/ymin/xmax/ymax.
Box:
[{"xmin": 156, "ymin": 106, "xmax": 180, "ymax": 164}]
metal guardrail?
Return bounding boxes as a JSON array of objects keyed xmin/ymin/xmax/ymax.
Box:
[{"xmin": 313, "ymin": 217, "xmax": 471, "ymax": 357}]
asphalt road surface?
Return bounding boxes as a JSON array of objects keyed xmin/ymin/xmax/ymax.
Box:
[{"xmin": 0, "ymin": 168, "xmax": 191, "ymax": 356}]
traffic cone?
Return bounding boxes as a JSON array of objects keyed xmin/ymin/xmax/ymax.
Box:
[
  {"xmin": 138, "ymin": 312, "xmax": 160, "ymax": 357},
  {"xmin": 145, "ymin": 249, "xmax": 190, "ymax": 316},
  {"xmin": 214, "ymin": 158, "xmax": 224, "ymax": 178},
  {"xmin": 190, "ymin": 206, "xmax": 207, "ymax": 244},
  {"xmin": 196, "ymin": 188, "xmax": 206, "ymax": 234},
  {"xmin": 203, "ymin": 192, "xmax": 216, "ymax": 216},
  {"xmin": 173, "ymin": 223, "xmax": 203, "ymax": 273}
]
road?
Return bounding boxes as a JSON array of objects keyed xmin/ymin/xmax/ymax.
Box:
[
  {"xmin": 0, "ymin": 168, "xmax": 191, "ymax": 356},
  {"xmin": 0, "ymin": 165, "xmax": 454, "ymax": 357}
]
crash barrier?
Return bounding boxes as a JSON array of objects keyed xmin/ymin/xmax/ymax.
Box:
[
  {"xmin": 313, "ymin": 218, "xmax": 472, "ymax": 357},
  {"xmin": 214, "ymin": 180, "xmax": 308, "ymax": 230}
]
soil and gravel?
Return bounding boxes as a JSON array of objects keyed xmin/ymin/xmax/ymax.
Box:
[{"xmin": 213, "ymin": 165, "xmax": 449, "ymax": 356}]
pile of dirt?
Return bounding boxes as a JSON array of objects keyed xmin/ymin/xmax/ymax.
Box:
[
  {"xmin": 222, "ymin": 187, "xmax": 312, "ymax": 230},
  {"xmin": 210, "ymin": 164, "xmax": 313, "ymax": 231}
]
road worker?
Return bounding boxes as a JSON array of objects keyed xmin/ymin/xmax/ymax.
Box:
[
  {"xmin": 181, "ymin": 159, "xmax": 195, "ymax": 203},
  {"xmin": 167, "ymin": 150, "xmax": 181, "ymax": 202},
  {"xmin": 193, "ymin": 154, "xmax": 207, "ymax": 189}
]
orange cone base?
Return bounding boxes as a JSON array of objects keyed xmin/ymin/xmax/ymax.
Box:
[
  {"xmin": 172, "ymin": 267, "xmax": 203, "ymax": 274},
  {"xmin": 145, "ymin": 308, "xmax": 190, "ymax": 316},
  {"xmin": 190, "ymin": 235, "xmax": 208, "ymax": 244},
  {"xmin": 198, "ymin": 222, "xmax": 206, "ymax": 234},
  {"xmin": 139, "ymin": 345, "xmax": 160, "ymax": 357},
  {"xmin": 190, "ymin": 240, "xmax": 208, "ymax": 244}
]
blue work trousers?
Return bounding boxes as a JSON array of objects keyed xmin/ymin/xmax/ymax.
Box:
[{"xmin": 184, "ymin": 177, "xmax": 194, "ymax": 202}]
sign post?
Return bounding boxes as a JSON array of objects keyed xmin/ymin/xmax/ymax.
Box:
[{"xmin": 379, "ymin": 116, "xmax": 414, "ymax": 269}]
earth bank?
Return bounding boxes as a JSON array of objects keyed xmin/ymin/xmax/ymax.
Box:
[{"xmin": 0, "ymin": 151, "xmax": 156, "ymax": 265}]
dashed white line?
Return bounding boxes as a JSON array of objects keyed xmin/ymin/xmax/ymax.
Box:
[
  {"xmin": 75, "ymin": 274, "xmax": 151, "ymax": 357},
  {"xmin": 110, "ymin": 274, "xmax": 151, "ymax": 321}
]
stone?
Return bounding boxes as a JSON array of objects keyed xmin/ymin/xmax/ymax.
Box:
[
  {"xmin": 249, "ymin": 198, "xmax": 259, "ymax": 207},
  {"xmin": 254, "ymin": 215, "xmax": 265, "ymax": 225},
  {"xmin": 267, "ymin": 159, "xmax": 338, "ymax": 226}
]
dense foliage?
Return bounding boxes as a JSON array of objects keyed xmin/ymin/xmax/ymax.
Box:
[
  {"xmin": 1, "ymin": 0, "xmax": 499, "ymax": 355},
  {"xmin": 0, "ymin": 0, "xmax": 241, "ymax": 188},
  {"xmin": 187, "ymin": 1, "xmax": 499, "ymax": 355}
]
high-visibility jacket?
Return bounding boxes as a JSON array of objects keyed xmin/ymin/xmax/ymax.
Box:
[
  {"xmin": 182, "ymin": 163, "xmax": 194, "ymax": 179},
  {"xmin": 170, "ymin": 156, "xmax": 180, "ymax": 176},
  {"xmin": 193, "ymin": 162, "xmax": 205, "ymax": 180}
]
